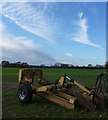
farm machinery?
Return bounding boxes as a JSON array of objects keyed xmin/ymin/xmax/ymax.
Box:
[{"xmin": 17, "ymin": 68, "xmax": 108, "ymax": 111}]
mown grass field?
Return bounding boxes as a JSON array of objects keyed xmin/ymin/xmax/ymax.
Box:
[{"xmin": 2, "ymin": 67, "xmax": 108, "ymax": 118}]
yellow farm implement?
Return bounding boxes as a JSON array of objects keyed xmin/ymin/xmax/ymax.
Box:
[{"xmin": 17, "ymin": 68, "xmax": 108, "ymax": 111}]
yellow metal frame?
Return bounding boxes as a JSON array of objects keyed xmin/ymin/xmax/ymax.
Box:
[{"xmin": 18, "ymin": 69, "xmax": 104, "ymax": 110}]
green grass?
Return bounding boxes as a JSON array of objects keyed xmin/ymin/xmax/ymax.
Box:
[{"xmin": 2, "ymin": 67, "xmax": 108, "ymax": 118}]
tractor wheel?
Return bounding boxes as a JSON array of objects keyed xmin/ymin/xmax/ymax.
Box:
[{"xmin": 17, "ymin": 82, "xmax": 33, "ymax": 102}]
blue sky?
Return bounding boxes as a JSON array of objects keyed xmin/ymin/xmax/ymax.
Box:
[{"xmin": 0, "ymin": 2, "xmax": 106, "ymax": 66}]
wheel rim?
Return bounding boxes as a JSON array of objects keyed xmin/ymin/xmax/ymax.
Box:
[{"xmin": 19, "ymin": 89, "xmax": 25, "ymax": 100}]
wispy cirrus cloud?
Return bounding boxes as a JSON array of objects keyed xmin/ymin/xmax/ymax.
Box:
[
  {"xmin": 72, "ymin": 12, "xmax": 101, "ymax": 47},
  {"xmin": 1, "ymin": 2, "xmax": 56, "ymax": 43},
  {"xmin": 1, "ymin": 3, "xmax": 101, "ymax": 47}
]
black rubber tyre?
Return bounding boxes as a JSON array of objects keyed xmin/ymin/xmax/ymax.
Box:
[{"xmin": 17, "ymin": 82, "xmax": 33, "ymax": 102}]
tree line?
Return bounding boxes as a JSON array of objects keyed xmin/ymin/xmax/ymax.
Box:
[{"xmin": 0, "ymin": 60, "xmax": 107, "ymax": 69}]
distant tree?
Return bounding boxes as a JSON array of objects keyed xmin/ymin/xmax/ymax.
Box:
[
  {"xmin": 75, "ymin": 65, "xmax": 79, "ymax": 68},
  {"xmin": 61, "ymin": 63, "xmax": 68, "ymax": 68},
  {"xmin": 88, "ymin": 64, "xmax": 92, "ymax": 68},
  {"xmin": 22, "ymin": 62, "xmax": 28, "ymax": 66},
  {"xmin": 68, "ymin": 64, "xmax": 74, "ymax": 68},
  {"xmin": 16, "ymin": 61, "xmax": 21, "ymax": 65},
  {"xmin": 82, "ymin": 66, "xmax": 86, "ymax": 68},
  {"xmin": 40, "ymin": 64, "xmax": 45, "ymax": 68},
  {"xmin": 96, "ymin": 64, "xmax": 101, "ymax": 68},
  {"xmin": 1, "ymin": 60, "xmax": 10, "ymax": 66},
  {"xmin": 54, "ymin": 62, "xmax": 61, "ymax": 67}
]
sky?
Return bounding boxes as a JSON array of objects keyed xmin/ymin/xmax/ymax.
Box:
[{"xmin": 0, "ymin": 2, "xmax": 106, "ymax": 66}]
